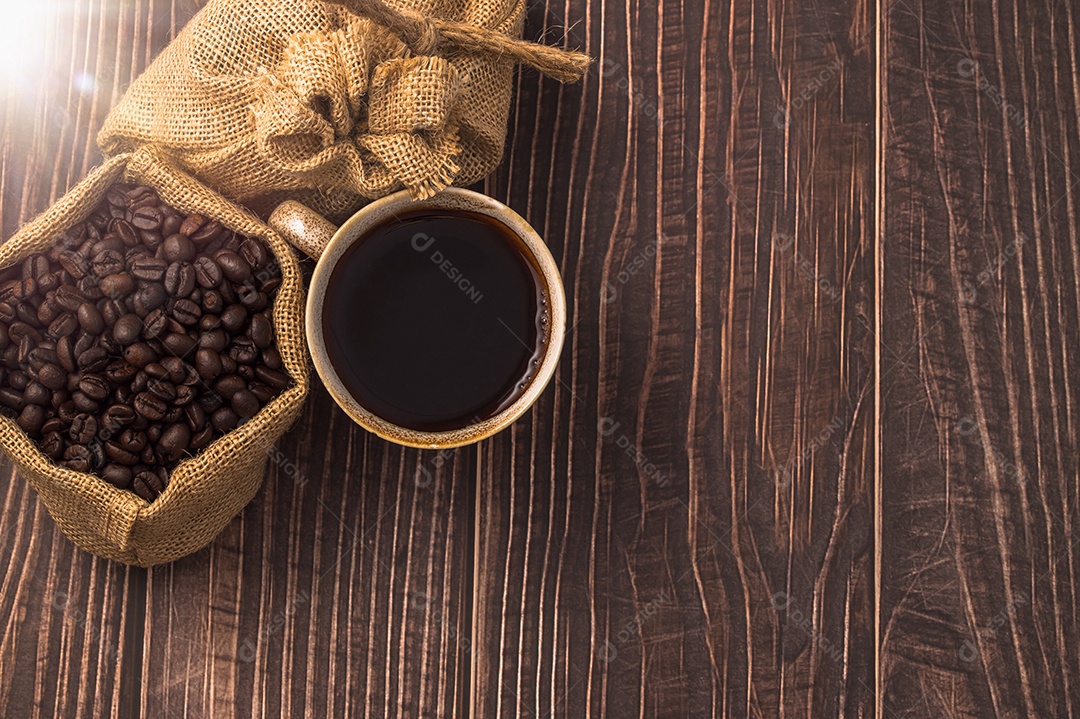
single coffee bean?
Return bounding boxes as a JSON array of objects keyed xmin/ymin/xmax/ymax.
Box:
[
  {"xmin": 133, "ymin": 392, "xmax": 167, "ymax": 421},
  {"xmin": 170, "ymin": 298, "xmax": 201, "ymax": 325},
  {"xmin": 38, "ymin": 363, "xmax": 67, "ymax": 391},
  {"xmin": 58, "ymin": 401, "xmax": 79, "ymax": 422},
  {"xmin": 0, "ymin": 302, "xmax": 15, "ymax": 323},
  {"xmin": 249, "ymin": 382, "xmax": 276, "ymax": 404},
  {"xmin": 164, "ymin": 262, "xmax": 196, "ymax": 297},
  {"xmin": 75, "ymin": 346, "xmax": 109, "ymax": 373},
  {"xmin": 173, "ymin": 384, "xmax": 196, "ymax": 406},
  {"xmin": 61, "ymin": 445, "xmax": 92, "ymax": 472},
  {"xmin": 213, "ymin": 250, "xmax": 251, "ymax": 284},
  {"xmin": 113, "ymin": 314, "xmax": 143, "ymax": 344},
  {"xmin": 76, "ymin": 276, "xmax": 104, "ymax": 301},
  {"xmin": 101, "ymin": 463, "xmax": 134, "ymax": 488},
  {"xmin": 36, "ymin": 298, "xmax": 62, "ymax": 326},
  {"xmin": 239, "ymin": 238, "xmax": 270, "ymax": 271},
  {"xmin": 237, "ymin": 286, "xmax": 267, "ymax": 312},
  {"xmin": 17, "ymin": 404, "xmax": 45, "ymax": 434},
  {"xmin": 158, "ymin": 356, "xmax": 188, "ymax": 383},
  {"xmin": 23, "ymin": 381, "xmax": 51, "ymax": 406},
  {"xmin": 161, "ymin": 214, "xmax": 183, "ymax": 238},
  {"xmin": 71, "ymin": 391, "xmax": 101, "ymax": 414},
  {"xmin": 193, "ymin": 256, "xmax": 222, "ymax": 289},
  {"xmin": 112, "ymin": 218, "xmax": 138, "ymax": 246},
  {"xmin": 78, "ymin": 374, "xmax": 111, "ymax": 401},
  {"xmin": 58, "ymin": 251, "xmax": 88, "ymax": 280},
  {"xmin": 130, "ymin": 474, "xmax": 156, "ymax": 501},
  {"xmin": 99, "ymin": 273, "xmax": 135, "ymax": 299},
  {"xmin": 162, "ymin": 332, "xmax": 197, "ymax": 357},
  {"xmin": 195, "ymin": 348, "xmax": 223, "ymax": 380},
  {"xmin": 213, "ymin": 374, "xmax": 246, "ymax": 398},
  {"xmin": 130, "ymin": 256, "xmax": 167, "ymax": 282},
  {"xmin": 163, "ymin": 406, "xmax": 183, "ymax": 424},
  {"xmin": 40, "ymin": 431, "xmax": 65, "ymax": 459},
  {"xmin": 104, "ymin": 441, "xmax": 139, "ymax": 466},
  {"xmin": 190, "ymin": 425, "xmax": 214, "ymax": 450},
  {"xmin": 105, "ymin": 359, "xmax": 138, "ymax": 384},
  {"xmin": 147, "ymin": 378, "xmax": 176, "ymax": 402},
  {"xmin": 237, "ymin": 364, "xmax": 254, "ymax": 381},
  {"xmin": 54, "ymin": 336, "xmax": 76, "ymax": 374},
  {"xmin": 142, "ymin": 308, "xmax": 169, "ymax": 340},
  {"xmin": 91, "ymin": 237, "xmax": 125, "ymax": 257},
  {"xmin": 185, "ymin": 403, "xmax": 206, "ymax": 432},
  {"xmin": 69, "ymin": 413, "xmax": 98, "ymax": 444},
  {"xmin": 219, "ymin": 305, "xmax": 247, "ymax": 334},
  {"xmin": 163, "ymin": 234, "xmax": 195, "ymax": 263},
  {"xmin": 27, "ymin": 346, "xmax": 59, "ymax": 371},
  {"xmin": 91, "ymin": 249, "xmax": 124, "ymax": 278},
  {"xmin": 201, "ymin": 293, "xmax": 224, "ymax": 317},
  {"xmin": 228, "ymin": 337, "xmax": 260, "ymax": 365},
  {"xmin": 118, "ymin": 428, "xmax": 146, "ymax": 453},
  {"xmin": 132, "ymin": 283, "xmax": 167, "ymax": 316},
  {"xmin": 0, "ymin": 387, "xmax": 25, "ymax": 410},
  {"xmin": 249, "ymin": 313, "xmax": 273, "ymax": 349},
  {"xmin": 190, "ymin": 220, "xmax": 222, "ymax": 244},
  {"xmin": 198, "ymin": 328, "xmax": 228, "ymax": 352},
  {"xmin": 139, "ymin": 444, "xmax": 157, "ymax": 465},
  {"xmin": 179, "ymin": 214, "xmax": 207, "ymax": 237},
  {"xmin": 131, "ymin": 206, "xmax": 162, "ymax": 231},
  {"xmin": 123, "ymin": 342, "xmax": 157, "ymax": 368},
  {"xmin": 99, "ymin": 299, "xmax": 124, "ymax": 327},
  {"xmin": 75, "ymin": 302, "xmax": 104, "ymax": 334},
  {"xmin": 157, "ymin": 423, "xmax": 190, "ymax": 463},
  {"xmin": 261, "ymin": 347, "xmax": 282, "ymax": 370},
  {"xmin": 144, "ymin": 362, "xmax": 169, "ymax": 380},
  {"xmin": 46, "ymin": 312, "xmax": 78, "ymax": 340},
  {"xmin": 211, "ymin": 407, "xmax": 239, "ymax": 432}
]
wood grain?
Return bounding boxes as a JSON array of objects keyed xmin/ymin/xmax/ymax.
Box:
[
  {"xmin": 879, "ymin": 0, "xmax": 1080, "ymax": 715},
  {"xmin": 473, "ymin": 0, "xmax": 875, "ymax": 716},
  {"xmin": 3, "ymin": 0, "xmax": 1080, "ymax": 716}
]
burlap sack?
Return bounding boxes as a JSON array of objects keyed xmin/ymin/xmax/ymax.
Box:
[
  {"xmin": 0, "ymin": 147, "xmax": 310, "ymax": 567},
  {"xmin": 98, "ymin": 0, "xmax": 588, "ymax": 218}
]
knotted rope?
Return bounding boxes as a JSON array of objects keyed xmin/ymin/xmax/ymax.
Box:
[{"xmin": 330, "ymin": 0, "xmax": 591, "ymax": 83}]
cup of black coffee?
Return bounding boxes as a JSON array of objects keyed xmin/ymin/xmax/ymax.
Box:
[{"xmin": 269, "ymin": 190, "xmax": 565, "ymax": 448}]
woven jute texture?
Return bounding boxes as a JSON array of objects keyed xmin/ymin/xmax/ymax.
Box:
[
  {"xmin": 0, "ymin": 147, "xmax": 310, "ymax": 567},
  {"xmin": 98, "ymin": 0, "xmax": 542, "ymax": 218}
]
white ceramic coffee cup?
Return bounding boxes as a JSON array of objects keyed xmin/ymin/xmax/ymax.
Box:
[{"xmin": 269, "ymin": 189, "xmax": 565, "ymax": 449}]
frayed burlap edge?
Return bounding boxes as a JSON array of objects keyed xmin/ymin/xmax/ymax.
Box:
[{"xmin": 0, "ymin": 147, "xmax": 311, "ymax": 567}]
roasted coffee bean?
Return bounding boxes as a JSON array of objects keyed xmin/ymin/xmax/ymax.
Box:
[
  {"xmin": 130, "ymin": 205, "xmax": 162, "ymax": 231},
  {"xmin": 248, "ymin": 382, "xmax": 276, "ymax": 404},
  {"xmin": 237, "ymin": 364, "xmax": 254, "ymax": 381},
  {"xmin": 91, "ymin": 249, "xmax": 124, "ymax": 278},
  {"xmin": 228, "ymin": 337, "xmax": 260, "ymax": 365},
  {"xmin": 46, "ymin": 312, "xmax": 78, "ymax": 340},
  {"xmin": 23, "ymin": 381, "xmax": 51, "ymax": 406},
  {"xmin": 92, "ymin": 237, "xmax": 125, "ymax": 257},
  {"xmin": 40, "ymin": 431, "xmax": 65, "ymax": 460},
  {"xmin": 179, "ymin": 214, "xmax": 206, "ymax": 237},
  {"xmin": 122, "ymin": 342, "xmax": 156, "ymax": 368},
  {"xmin": 112, "ymin": 218, "xmax": 138, "ymax": 246},
  {"xmin": 105, "ymin": 441, "xmax": 138, "ymax": 466},
  {"xmin": 133, "ymin": 392, "xmax": 167, "ymax": 421},
  {"xmin": 249, "ymin": 313, "xmax": 273, "ymax": 349},
  {"xmin": 104, "ymin": 359, "xmax": 138, "ymax": 385},
  {"xmin": 78, "ymin": 374, "xmax": 111, "ymax": 401},
  {"xmin": 58, "ymin": 251, "xmax": 88, "ymax": 279},
  {"xmin": 164, "ymin": 262, "xmax": 196, "ymax": 297},
  {"xmin": 163, "ymin": 234, "xmax": 195, "ymax": 264},
  {"xmin": 162, "ymin": 214, "xmax": 183, "ymax": 238},
  {"xmin": 76, "ymin": 346, "xmax": 109, "ymax": 372},
  {"xmin": 190, "ymin": 425, "xmax": 214, "ymax": 450},
  {"xmin": 0, "ymin": 387, "xmax": 24, "ymax": 410},
  {"xmin": 213, "ymin": 374, "xmax": 246, "ymax": 398},
  {"xmin": 69, "ymin": 413, "xmax": 98, "ymax": 444},
  {"xmin": 132, "ymin": 283, "xmax": 166, "ymax": 316},
  {"xmin": 141, "ymin": 308, "xmax": 168, "ymax": 340},
  {"xmin": 72, "ymin": 391, "xmax": 100, "ymax": 414},
  {"xmin": 101, "ymin": 404, "xmax": 135, "ymax": 434},
  {"xmin": 173, "ymin": 384, "xmax": 196, "ymax": 406},
  {"xmin": 101, "ymin": 463, "xmax": 133, "ymax": 488},
  {"xmin": 195, "ymin": 348, "xmax": 223, "ymax": 380},
  {"xmin": 201, "ymin": 293, "xmax": 224, "ymax": 316},
  {"xmin": 36, "ymin": 298, "xmax": 61, "ymax": 326},
  {"xmin": 193, "ymin": 256, "xmax": 222, "ymax": 289},
  {"xmin": 9, "ymin": 321, "xmax": 42, "ymax": 344},
  {"xmin": 74, "ymin": 303, "xmax": 104, "ymax": 335},
  {"xmin": 185, "ymin": 403, "xmax": 206, "ymax": 432},
  {"xmin": 99, "ymin": 273, "xmax": 135, "ymax": 299},
  {"xmin": 239, "ymin": 238, "xmax": 270, "ymax": 271},
  {"xmin": 58, "ymin": 401, "xmax": 79, "ymax": 422},
  {"xmin": 162, "ymin": 332, "xmax": 197, "ymax": 357},
  {"xmin": 131, "ymin": 474, "xmax": 156, "ymax": 501},
  {"xmin": 38, "ymin": 363, "xmax": 67, "ymax": 391},
  {"xmin": 61, "ymin": 445, "xmax": 92, "ymax": 472},
  {"xmin": 17, "ymin": 404, "xmax": 45, "ymax": 434},
  {"xmin": 190, "ymin": 219, "xmax": 222, "ymax": 244},
  {"xmin": 113, "ymin": 314, "xmax": 143, "ymax": 345},
  {"xmin": 198, "ymin": 328, "xmax": 228, "ymax": 352},
  {"xmin": 0, "ymin": 302, "xmax": 15, "ymax": 323},
  {"xmin": 27, "ymin": 346, "xmax": 58, "ymax": 370},
  {"xmin": 211, "ymin": 407, "xmax": 239, "ymax": 433},
  {"xmin": 213, "ymin": 250, "xmax": 251, "ymax": 284},
  {"xmin": 219, "ymin": 304, "xmax": 247, "ymax": 334},
  {"xmin": 157, "ymin": 423, "xmax": 190, "ymax": 463},
  {"xmin": 144, "ymin": 362, "xmax": 169, "ymax": 380},
  {"xmin": 147, "ymin": 378, "xmax": 176, "ymax": 402},
  {"xmin": 118, "ymin": 428, "xmax": 146, "ymax": 453},
  {"xmin": 130, "ymin": 255, "xmax": 167, "ymax": 282},
  {"xmin": 170, "ymin": 298, "xmax": 201, "ymax": 325},
  {"xmin": 76, "ymin": 276, "xmax": 104, "ymax": 301}
]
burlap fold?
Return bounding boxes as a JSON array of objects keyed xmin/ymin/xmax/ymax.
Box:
[
  {"xmin": 98, "ymin": 0, "xmax": 540, "ymax": 217},
  {"xmin": 0, "ymin": 147, "xmax": 310, "ymax": 567}
]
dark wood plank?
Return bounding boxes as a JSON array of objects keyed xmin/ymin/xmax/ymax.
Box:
[
  {"xmin": 473, "ymin": 0, "xmax": 875, "ymax": 716},
  {"xmin": 880, "ymin": 0, "xmax": 1080, "ymax": 715}
]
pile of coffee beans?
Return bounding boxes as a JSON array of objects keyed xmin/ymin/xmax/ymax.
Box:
[{"xmin": 0, "ymin": 185, "xmax": 291, "ymax": 501}]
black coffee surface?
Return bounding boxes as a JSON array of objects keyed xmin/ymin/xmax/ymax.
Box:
[{"xmin": 322, "ymin": 210, "xmax": 546, "ymax": 432}]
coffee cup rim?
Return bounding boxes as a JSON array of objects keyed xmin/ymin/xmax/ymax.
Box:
[{"xmin": 305, "ymin": 188, "xmax": 566, "ymax": 449}]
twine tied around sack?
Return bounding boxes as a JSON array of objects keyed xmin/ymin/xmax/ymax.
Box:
[{"xmin": 331, "ymin": 0, "xmax": 591, "ymax": 82}]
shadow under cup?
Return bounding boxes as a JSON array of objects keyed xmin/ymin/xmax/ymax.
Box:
[{"xmin": 281, "ymin": 190, "xmax": 566, "ymax": 449}]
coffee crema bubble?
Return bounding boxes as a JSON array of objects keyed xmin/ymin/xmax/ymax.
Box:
[{"xmin": 0, "ymin": 185, "xmax": 292, "ymax": 501}]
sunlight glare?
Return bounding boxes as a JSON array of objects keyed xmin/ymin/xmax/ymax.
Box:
[{"xmin": 0, "ymin": 0, "xmax": 50, "ymax": 93}]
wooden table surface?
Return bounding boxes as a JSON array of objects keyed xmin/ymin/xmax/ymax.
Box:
[{"xmin": 1, "ymin": 0, "xmax": 1078, "ymax": 716}]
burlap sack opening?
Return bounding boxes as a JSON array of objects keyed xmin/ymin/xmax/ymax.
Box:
[
  {"xmin": 0, "ymin": 147, "xmax": 310, "ymax": 567},
  {"xmin": 97, "ymin": 0, "xmax": 589, "ymax": 219}
]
